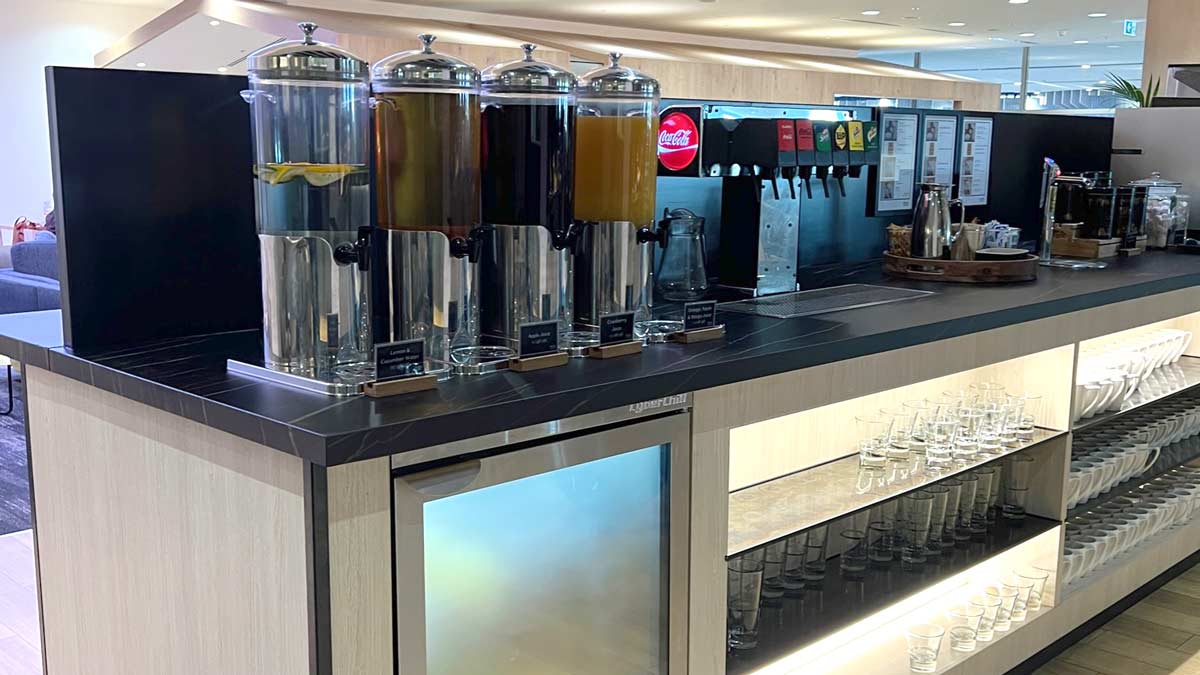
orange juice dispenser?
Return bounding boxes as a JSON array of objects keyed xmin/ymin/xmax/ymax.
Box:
[{"xmin": 572, "ymin": 54, "xmax": 662, "ymax": 343}]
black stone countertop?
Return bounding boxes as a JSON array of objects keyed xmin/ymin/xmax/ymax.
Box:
[{"xmin": 5, "ymin": 253, "xmax": 1200, "ymax": 466}]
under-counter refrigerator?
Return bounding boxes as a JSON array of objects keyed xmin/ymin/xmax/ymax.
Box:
[
  {"xmin": 1112, "ymin": 106, "xmax": 1200, "ymax": 231},
  {"xmin": 391, "ymin": 397, "xmax": 692, "ymax": 675}
]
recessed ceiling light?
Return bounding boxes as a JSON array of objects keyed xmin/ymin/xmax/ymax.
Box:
[
  {"xmin": 1081, "ymin": 64, "xmax": 1092, "ymax": 69},
  {"xmin": 1009, "ymin": 0, "xmax": 1029, "ymax": 4},
  {"xmin": 1107, "ymin": 44, "xmax": 1121, "ymax": 48},
  {"xmin": 1074, "ymin": 39, "xmax": 1089, "ymax": 44},
  {"xmin": 1087, "ymin": 12, "xmax": 1108, "ymax": 18},
  {"xmin": 861, "ymin": 9, "xmax": 881, "ymax": 15},
  {"xmin": 1098, "ymin": 79, "xmax": 1107, "ymax": 84},
  {"xmin": 902, "ymin": 15, "xmax": 919, "ymax": 20},
  {"xmin": 217, "ymin": 66, "xmax": 229, "ymax": 73},
  {"xmin": 989, "ymin": 37, "xmax": 1007, "ymax": 41},
  {"xmin": 947, "ymin": 21, "xmax": 966, "ymax": 27},
  {"xmin": 1012, "ymin": 81, "xmax": 1022, "ymax": 85},
  {"xmin": 135, "ymin": 62, "xmax": 147, "ymax": 68},
  {"xmin": 1019, "ymin": 32, "xmax": 1036, "ymax": 37},
  {"xmin": 209, "ymin": 19, "xmax": 221, "ymax": 26}
]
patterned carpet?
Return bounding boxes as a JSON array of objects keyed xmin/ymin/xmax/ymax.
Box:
[{"xmin": 0, "ymin": 370, "xmax": 29, "ymax": 536}]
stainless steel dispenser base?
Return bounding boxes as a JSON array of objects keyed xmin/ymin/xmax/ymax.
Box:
[
  {"xmin": 228, "ymin": 359, "xmax": 366, "ymax": 397},
  {"xmin": 449, "ymin": 346, "xmax": 514, "ymax": 376},
  {"xmin": 479, "ymin": 224, "xmax": 573, "ymax": 350},
  {"xmin": 1040, "ymin": 257, "xmax": 1109, "ymax": 269}
]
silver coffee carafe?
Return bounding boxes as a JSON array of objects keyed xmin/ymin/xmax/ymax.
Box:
[
  {"xmin": 911, "ymin": 183, "xmax": 964, "ymax": 259},
  {"xmin": 241, "ymin": 23, "xmax": 373, "ymax": 384}
]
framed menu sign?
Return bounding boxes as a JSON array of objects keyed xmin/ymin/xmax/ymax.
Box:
[
  {"xmin": 920, "ymin": 115, "xmax": 959, "ymax": 188},
  {"xmin": 959, "ymin": 117, "xmax": 994, "ymax": 207},
  {"xmin": 876, "ymin": 112, "xmax": 919, "ymax": 212}
]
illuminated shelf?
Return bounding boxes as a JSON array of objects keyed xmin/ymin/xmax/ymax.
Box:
[
  {"xmin": 727, "ymin": 429, "xmax": 1063, "ymax": 557},
  {"xmin": 727, "ymin": 517, "xmax": 1059, "ymax": 675},
  {"xmin": 1067, "ymin": 437, "xmax": 1200, "ymax": 520},
  {"xmin": 1072, "ymin": 355, "xmax": 1200, "ymax": 432}
]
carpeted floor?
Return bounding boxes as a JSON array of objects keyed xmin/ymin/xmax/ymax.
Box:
[{"xmin": 0, "ymin": 370, "xmax": 29, "ymax": 536}]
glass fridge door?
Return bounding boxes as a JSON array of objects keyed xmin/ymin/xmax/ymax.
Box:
[{"xmin": 393, "ymin": 411, "xmax": 690, "ymax": 675}]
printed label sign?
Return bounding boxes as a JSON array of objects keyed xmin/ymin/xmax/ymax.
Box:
[
  {"xmin": 684, "ymin": 301, "xmax": 717, "ymax": 332},
  {"xmin": 519, "ymin": 320, "xmax": 560, "ymax": 357},
  {"xmin": 375, "ymin": 339, "xmax": 426, "ymax": 382},
  {"xmin": 599, "ymin": 312, "xmax": 636, "ymax": 345}
]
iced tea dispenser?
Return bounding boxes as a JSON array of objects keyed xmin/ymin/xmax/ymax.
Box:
[
  {"xmin": 572, "ymin": 53, "xmax": 661, "ymax": 343},
  {"xmin": 239, "ymin": 23, "xmax": 372, "ymax": 391},
  {"xmin": 372, "ymin": 35, "xmax": 504, "ymax": 371},
  {"xmin": 478, "ymin": 44, "xmax": 577, "ymax": 351}
]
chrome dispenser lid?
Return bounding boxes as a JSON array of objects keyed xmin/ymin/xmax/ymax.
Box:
[
  {"xmin": 371, "ymin": 34, "xmax": 480, "ymax": 90},
  {"xmin": 247, "ymin": 22, "xmax": 368, "ymax": 82},
  {"xmin": 578, "ymin": 53, "xmax": 660, "ymax": 98},
  {"xmin": 1129, "ymin": 171, "xmax": 1184, "ymax": 188},
  {"xmin": 481, "ymin": 44, "xmax": 576, "ymax": 94}
]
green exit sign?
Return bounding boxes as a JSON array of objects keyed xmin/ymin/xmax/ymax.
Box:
[{"xmin": 1123, "ymin": 19, "xmax": 1138, "ymax": 37}]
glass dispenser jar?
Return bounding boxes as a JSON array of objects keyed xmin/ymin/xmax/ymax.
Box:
[
  {"xmin": 1130, "ymin": 171, "xmax": 1186, "ymax": 248},
  {"xmin": 372, "ymin": 34, "xmax": 494, "ymax": 371},
  {"xmin": 478, "ymin": 44, "xmax": 578, "ymax": 350},
  {"xmin": 241, "ymin": 22, "xmax": 372, "ymax": 388},
  {"xmin": 572, "ymin": 53, "xmax": 662, "ymax": 343}
]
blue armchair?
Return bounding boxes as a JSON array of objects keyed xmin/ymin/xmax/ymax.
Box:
[{"xmin": 0, "ymin": 235, "xmax": 61, "ymax": 314}]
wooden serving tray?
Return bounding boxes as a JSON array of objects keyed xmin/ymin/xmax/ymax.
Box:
[{"xmin": 883, "ymin": 252, "xmax": 1038, "ymax": 284}]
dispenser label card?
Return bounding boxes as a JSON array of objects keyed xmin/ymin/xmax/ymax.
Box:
[
  {"xmin": 814, "ymin": 125, "xmax": 833, "ymax": 152},
  {"xmin": 777, "ymin": 120, "xmax": 797, "ymax": 151},
  {"xmin": 958, "ymin": 117, "xmax": 993, "ymax": 207},
  {"xmin": 375, "ymin": 339, "xmax": 426, "ymax": 382},
  {"xmin": 684, "ymin": 301, "xmax": 718, "ymax": 332},
  {"xmin": 833, "ymin": 123, "xmax": 848, "ymax": 151},
  {"xmin": 795, "ymin": 120, "xmax": 815, "ymax": 151},
  {"xmin": 848, "ymin": 121, "xmax": 865, "ymax": 151},
  {"xmin": 921, "ymin": 115, "xmax": 959, "ymax": 189},
  {"xmin": 877, "ymin": 112, "xmax": 919, "ymax": 212},
  {"xmin": 600, "ymin": 312, "xmax": 636, "ymax": 345},
  {"xmin": 519, "ymin": 320, "xmax": 560, "ymax": 357}
]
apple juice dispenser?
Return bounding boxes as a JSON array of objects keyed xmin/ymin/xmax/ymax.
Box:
[
  {"xmin": 478, "ymin": 44, "xmax": 577, "ymax": 350},
  {"xmin": 572, "ymin": 53, "xmax": 661, "ymax": 341},
  {"xmin": 372, "ymin": 35, "xmax": 501, "ymax": 370},
  {"xmin": 242, "ymin": 23, "xmax": 372, "ymax": 383}
]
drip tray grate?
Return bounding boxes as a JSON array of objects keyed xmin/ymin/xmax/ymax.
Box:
[{"xmin": 719, "ymin": 284, "xmax": 935, "ymax": 319}]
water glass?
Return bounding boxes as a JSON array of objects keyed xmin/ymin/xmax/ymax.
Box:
[
  {"xmin": 903, "ymin": 399, "xmax": 934, "ymax": 455},
  {"xmin": 955, "ymin": 409, "xmax": 985, "ymax": 462},
  {"xmin": 856, "ymin": 415, "xmax": 889, "ymax": 467},
  {"xmin": 924, "ymin": 485, "xmax": 950, "ymax": 557},
  {"xmin": 868, "ymin": 521, "xmax": 895, "ymax": 565},
  {"xmin": 906, "ymin": 623, "xmax": 945, "ymax": 673},
  {"xmin": 781, "ymin": 533, "xmax": 807, "ymax": 594},
  {"xmin": 840, "ymin": 529, "xmax": 868, "ymax": 579},
  {"xmin": 1003, "ymin": 455, "xmax": 1035, "ymax": 520},
  {"xmin": 948, "ymin": 605, "xmax": 984, "ymax": 652},
  {"xmin": 968, "ymin": 593, "xmax": 1002, "ymax": 641},
  {"xmin": 970, "ymin": 381, "xmax": 1007, "ymax": 404},
  {"xmin": 986, "ymin": 585, "xmax": 1019, "ymax": 632},
  {"xmin": 971, "ymin": 468, "xmax": 996, "ymax": 541},
  {"xmin": 956, "ymin": 473, "xmax": 979, "ymax": 544},
  {"xmin": 926, "ymin": 416, "xmax": 959, "ymax": 468},
  {"xmin": 1016, "ymin": 393, "xmax": 1042, "ymax": 440},
  {"xmin": 881, "ymin": 408, "xmax": 917, "ymax": 459},
  {"xmin": 900, "ymin": 491, "xmax": 935, "ymax": 569},
  {"xmin": 760, "ymin": 540, "xmax": 786, "ymax": 604},
  {"xmin": 1003, "ymin": 575, "xmax": 1036, "ymax": 622},
  {"xmin": 1014, "ymin": 567, "xmax": 1050, "ymax": 612},
  {"xmin": 802, "ymin": 525, "xmax": 829, "ymax": 586},
  {"xmin": 727, "ymin": 557, "xmax": 764, "ymax": 650},
  {"xmin": 939, "ymin": 478, "xmax": 963, "ymax": 550},
  {"xmin": 977, "ymin": 403, "xmax": 1007, "ymax": 455}
]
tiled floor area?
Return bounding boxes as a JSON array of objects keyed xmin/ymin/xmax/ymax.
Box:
[
  {"xmin": 0, "ymin": 525, "xmax": 1193, "ymax": 675},
  {"xmin": 0, "ymin": 529, "xmax": 41, "ymax": 675}
]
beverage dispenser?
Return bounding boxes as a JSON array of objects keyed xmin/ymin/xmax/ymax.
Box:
[
  {"xmin": 478, "ymin": 44, "xmax": 577, "ymax": 350},
  {"xmin": 572, "ymin": 53, "xmax": 661, "ymax": 343},
  {"xmin": 371, "ymin": 35, "xmax": 502, "ymax": 371},
  {"xmin": 241, "ymin": 23, "xmax": 372, "ymax": 387}
]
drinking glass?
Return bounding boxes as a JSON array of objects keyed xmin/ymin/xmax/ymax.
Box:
[
  {"xmin": 968, "ymin": 593, "xmax": 1002, "ymax": 641},
  {"xmin": 1003, "ymin": 455, "xmax": 1035, "ymax": 520},
  {"xmin": 900, "ymin": 491, "xmax": 934, "ymax": 569},
  {"xmin": 727, "ymin": 557, "xmax": 764, "ymax": 650},
  {"xmin": 986, "ymin": 586, "xmax": 1019, "ymax": 632},
  {"xmin": 977, "ymin": 402, "xmax": 1007, "ymax": 455},
  {"xmin": 971, "ymin": 468, "xmax": 996, "ymax": 541},
  {"xmin": 856, "ymin": 415, "xmax": 889, "ymax": 467},
  {"xmin": 948, "ymin": 605, "xmax": 984, "ymax": 652},
  {"xmin": 781, "ymin": 533, "xmax": 807, "ymax": 594},
  {"xmin": 881, "ymin": 407, "xmax": 917, "ymax": 459},
  {"xmin": 956, "ymin": 473, "xmax": 979, "ymax": 544},
  {"xmin": 840, "ymin": 529, "xmax": 868, "ymax": 579},
  {"xmin": 903, "ymin": 399, "xmax": 934, "ymax": 455},
  {"xmin": 923, "ymin": 485, "xmax": 950, "ymax": 557},
  {"xmin": 802, "ymin": 525, "xmax": 829, "ymax": 586},
  {"xmin": 955, "ymin": 409, "xmax": 985, "ymax": 462},
  {"xmin": 970, "ymin": 381, "xmax": 1007, "ymax": 404},
  {"xmin": 926, "ymin": 415, "xmax": 958, "ymax": 468},
  {"xmin": 939, "ymin": 478, "xmax": 963, "ymax": 550},
  {"xmin": 1016, "ymin": 393, "xmax": 1042, "ymax": 441},
  {"xmin": 868, "ymin": 521, "xmax": 894, "ymax": 565},
  {"xmin": 986, "ymin": 462, "xmax": 1003, "ymax": 524},
  {"xmin": 760, "ymin": 540, "xmax": 786, "ymax": 605},
  {"xmin": 1003, "ymin": 575, "xmax": 1036, "ymax": 622},
  {"xmin": 1014, "ymin": 567, "xmax": 1050, "ymax": 612},
  {"xmin": 906, "ymin": 623, "xmax": 945, "ymax": 673}
]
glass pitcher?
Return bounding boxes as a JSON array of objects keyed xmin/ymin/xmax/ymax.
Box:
[{"xmin": 655, "ymin": 208, "xmax": 709, "ymax": 302}]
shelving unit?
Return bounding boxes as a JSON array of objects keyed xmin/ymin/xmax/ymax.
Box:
[
  {"xmin": 728, "ymin": 429, "xmax": 1062, "ymax": 557},
  {"xmin": 1068, "ymin": 438, "xmax": 1200, "ymax": 519},
  {"xmin": 1072, "ymin": 355, "xmax": 1200, "ymax": 432},
  {"xmin": 726, "ymin": 516, "xmax": 1058, "ymax": 675}
]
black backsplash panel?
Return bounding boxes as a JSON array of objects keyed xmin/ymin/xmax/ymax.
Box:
[{"xmin": 46, "ymin": 67, "xmax": 260, "ymax": 354}]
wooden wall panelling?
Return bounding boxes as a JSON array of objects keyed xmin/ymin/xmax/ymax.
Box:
[
  {"xmin": 327, "ymin": 457, "xmax": 394, "ymax": 675},
  {"xmin": 26, "ymin": 367, "xmax": 311, "ymax": 675}
]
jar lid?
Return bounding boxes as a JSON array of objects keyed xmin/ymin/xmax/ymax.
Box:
[
  {"xmin": 577, "ymin": 53, "xmax": 660, "ymax": 99},
  {"xmin": 247, "ymin": 22, "xmax": 368, "ymax": 82},
  {"xmin": 1129, "ymin": 171, "xmax": 1184, "ymax": 188},
  {"xmin": 371, "ymin": 34, "xmax": 479, "ymax": 90},
  {"xmin": 481, "ymin": 44, "xmax": 576, "ymax": 94}
]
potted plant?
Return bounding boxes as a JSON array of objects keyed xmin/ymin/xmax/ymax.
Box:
[{"xmin": 1100, "ymin": 73, "xmax": 1160, "ymax": 107}]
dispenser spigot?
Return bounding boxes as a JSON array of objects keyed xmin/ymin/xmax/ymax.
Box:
[{"xmin": 334, "ymin": 226, "xmax": 372, "ymax": 271}]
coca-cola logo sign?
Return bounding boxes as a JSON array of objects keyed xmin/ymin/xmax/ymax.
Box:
[{"xmin": 658, "ymin": 112, "xmax": 700, "ymax": 172}]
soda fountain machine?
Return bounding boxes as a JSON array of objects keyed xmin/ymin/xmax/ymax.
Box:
[
  {"xmin": 571, "ymin": 54, "xmax": 662, "ymax": 346},
  {"xmin": 478, "ymin": 44, "xmax": 578, "ymax": 352},
  {"xmin": 231, "ymin": 23, "xmax": 374, "ymax": 394},
  {"xmin": 370, "ymin": 35, "xmax": 507, "ymax": 374}
]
